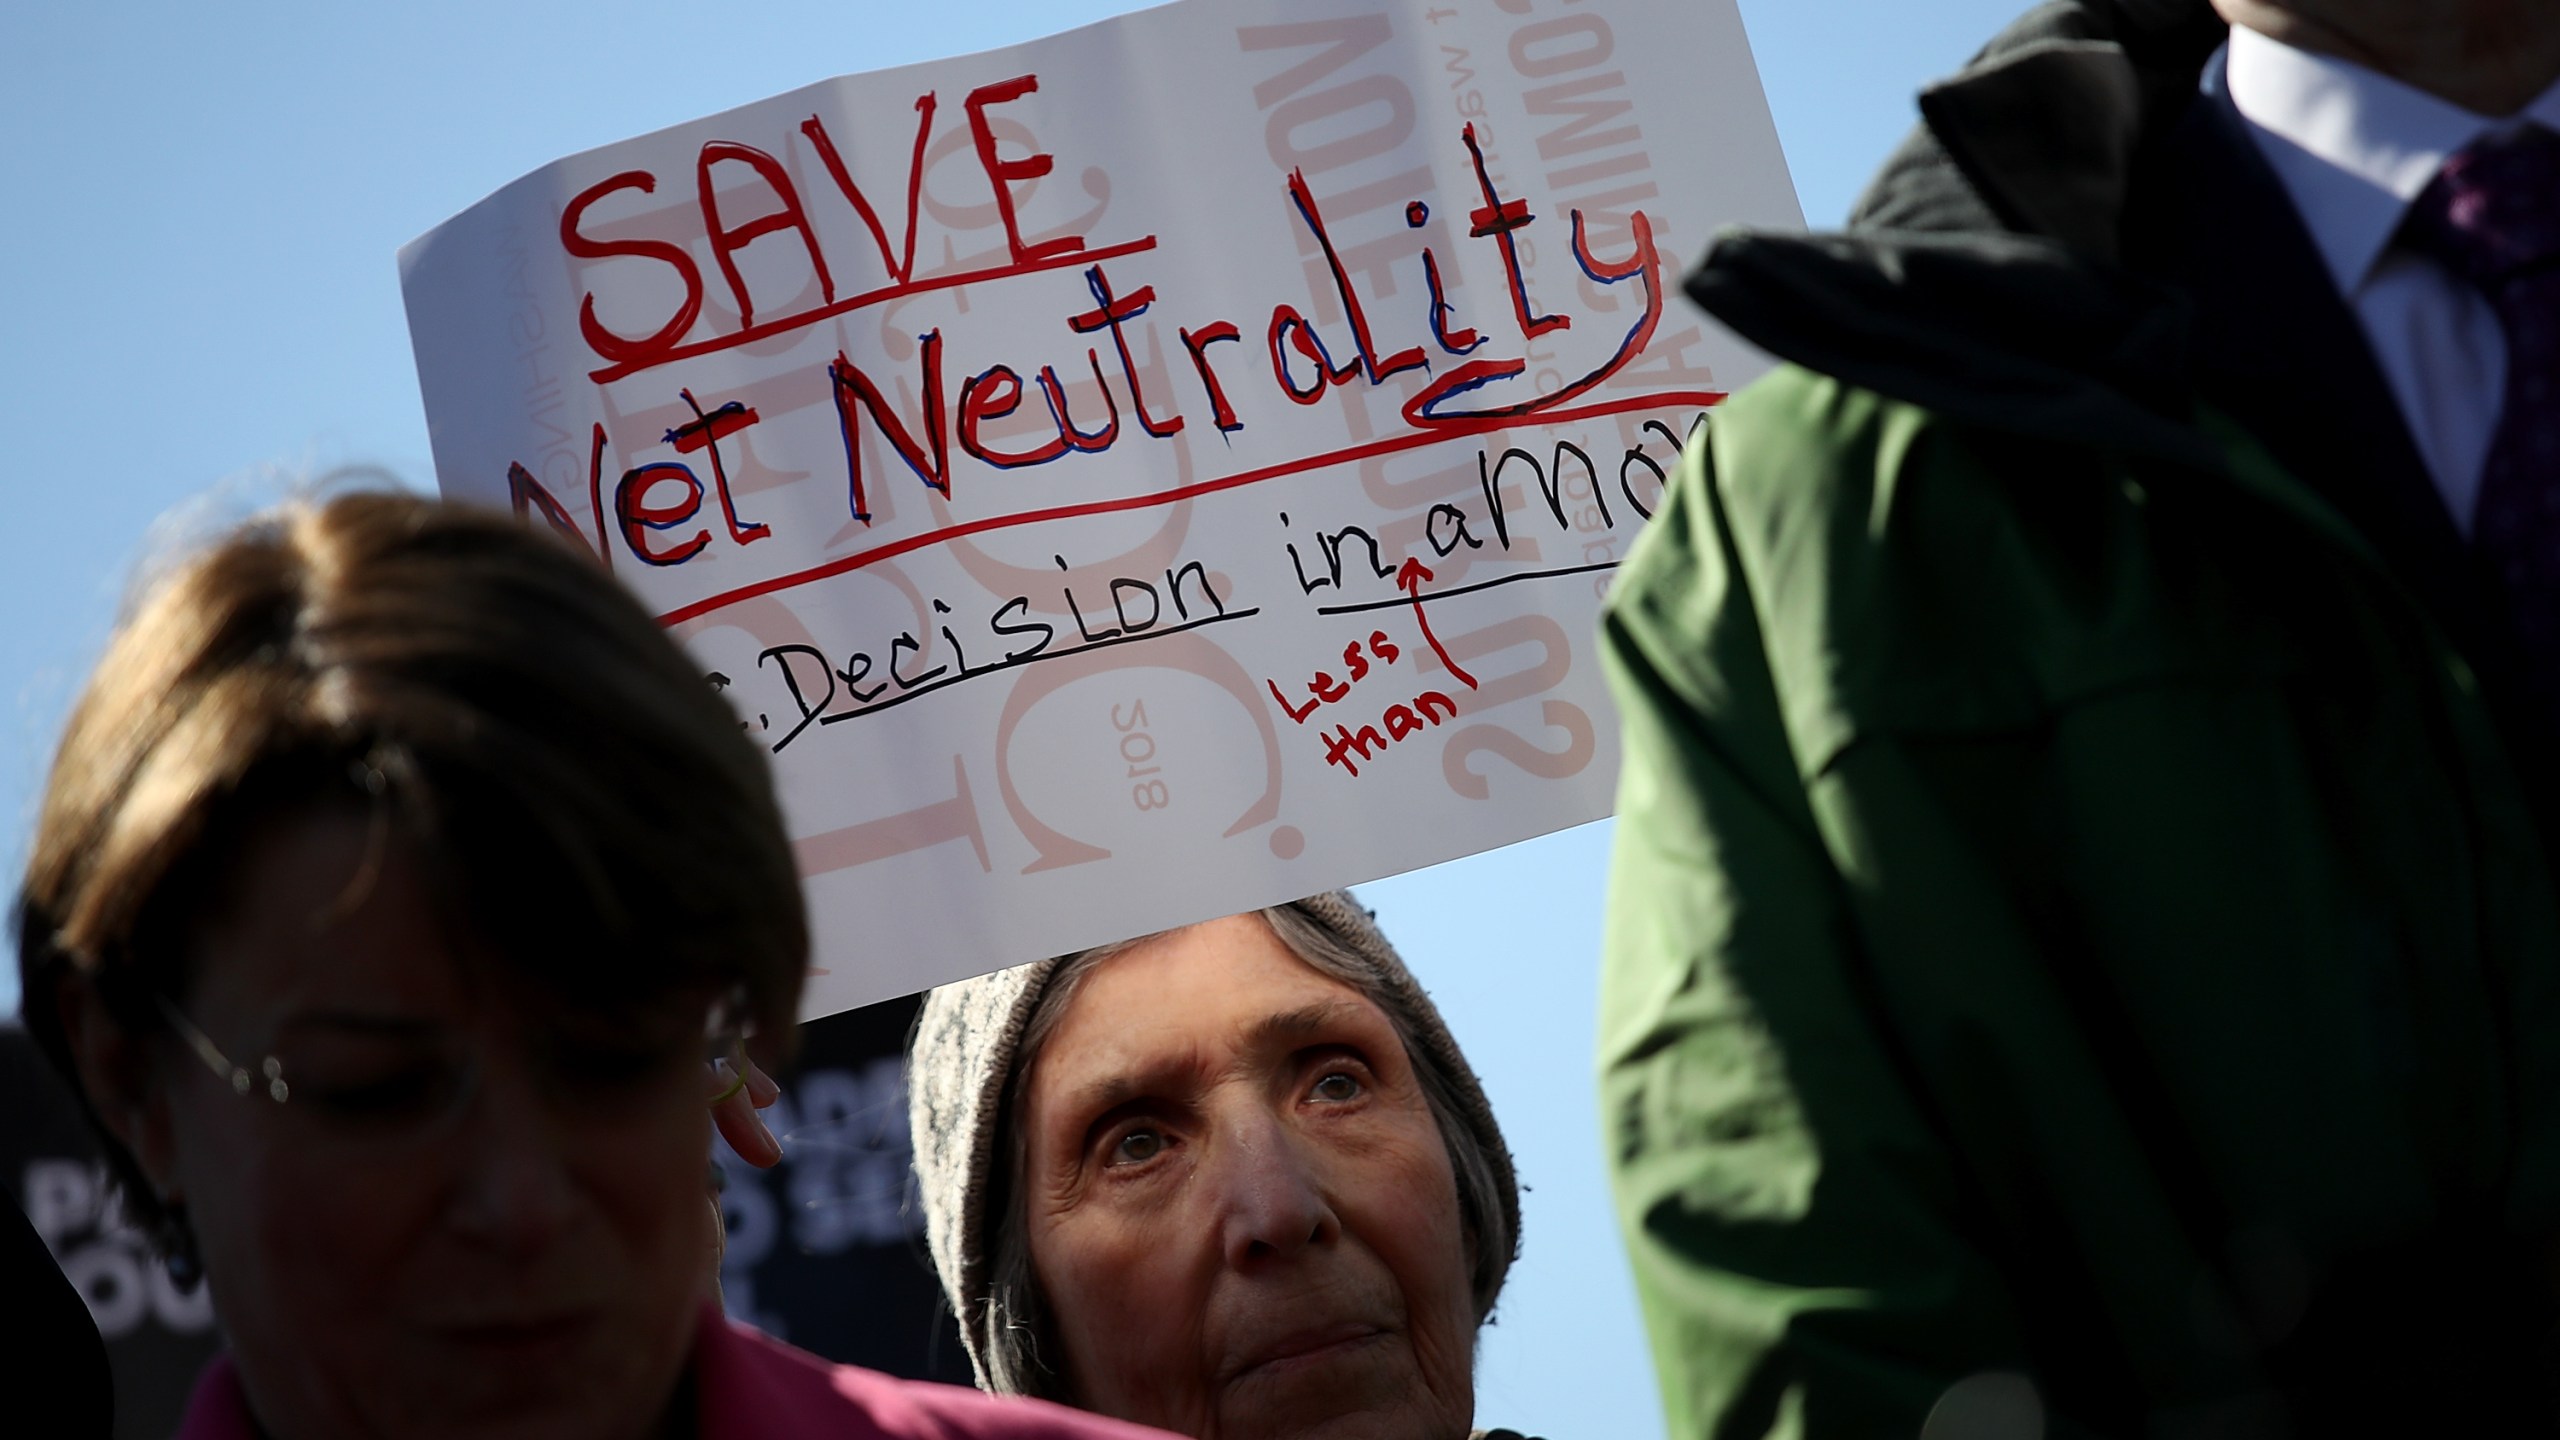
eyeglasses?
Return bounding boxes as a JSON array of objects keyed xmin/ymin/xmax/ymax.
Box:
[
  {"xmin": 151, "ymin": 987, "xmax": 751, "ymax": 1151},
  {"xmin": 158, "ymin": 992, "xmax": 294, "ymax": 1102}
]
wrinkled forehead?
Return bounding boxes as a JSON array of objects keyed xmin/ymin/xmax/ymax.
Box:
[{"xmin": 1025, "ymin": 916, "xmax": 1403, "ymax": 1117}]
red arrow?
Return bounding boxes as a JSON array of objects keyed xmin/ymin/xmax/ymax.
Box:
[{"xmin": 1396, "ymin": 557, "xmax": 1478, "ymax": 691}]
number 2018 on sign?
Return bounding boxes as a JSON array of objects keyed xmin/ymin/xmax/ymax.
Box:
[{"xmin": 1113, "ymin": 701, "xmax": 1168, "ymax": 812}]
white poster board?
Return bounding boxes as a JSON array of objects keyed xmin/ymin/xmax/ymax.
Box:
[{"xmin": 400, "ymin": 0, "xmax": 1798, "ymax": 1017}]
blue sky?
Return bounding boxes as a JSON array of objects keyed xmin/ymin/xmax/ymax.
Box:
[{"xmin": 1, "ymin": 1, "xmax": 2037, "ymax": 1434}]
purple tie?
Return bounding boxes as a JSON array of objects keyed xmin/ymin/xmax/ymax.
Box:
[{"xmin": 2401, "ymin": 124, "xmax": 2560, "ymax": 717}]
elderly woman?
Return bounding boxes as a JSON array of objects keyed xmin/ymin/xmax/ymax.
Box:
[
  {"xmin": 908, "ymin": 896, "xmax": 1540, "ymax": 1440},
  {"xmin": 15, "ymin": 491, "xmax": 1168, "ymax": 1440}
]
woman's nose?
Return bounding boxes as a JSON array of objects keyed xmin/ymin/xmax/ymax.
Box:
[
  {"xmin": 443, "ymin": 1055, "xmax": 579, "ymax": 1255},
  {"xmin": 1214, "ymin": 1108, "xmax": 1341, "ymax": 1269}
]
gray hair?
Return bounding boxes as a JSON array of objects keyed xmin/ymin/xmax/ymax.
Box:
[{"xmin": 906, "ymin": 894, "xmax": 1520, "ymax": 1398}]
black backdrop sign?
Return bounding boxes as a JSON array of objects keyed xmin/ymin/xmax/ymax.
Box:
[
  {"xmin": 717, "ymin": 992, "xmax": 975, "ymax": 1384},
  {"xmin": 2, "ymin": 1023, "xmax": 221, "ymax": 1439},
  {"xmin": 2, "ymin": 992, "xmax": 968, "ymax": 1437}
]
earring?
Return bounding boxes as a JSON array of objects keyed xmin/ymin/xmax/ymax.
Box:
[{"xmin": 161, "ymin": 1198, "xmax": 205, "ymax": 1292}]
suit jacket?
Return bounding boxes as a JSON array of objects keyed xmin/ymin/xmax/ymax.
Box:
[{"xmin": 2155, "ymin": 79, "xmax": 2552, "ymax": 786}]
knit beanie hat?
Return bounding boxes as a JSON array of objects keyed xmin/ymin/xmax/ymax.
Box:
[{"xmin": 906, "ymin": 891, "xmax": 1521, "ymax": 1393}]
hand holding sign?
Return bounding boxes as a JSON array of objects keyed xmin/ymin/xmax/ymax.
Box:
[{"xmin": 711, "ymin": 1047, "xmax": 786, "ymax": 1169}]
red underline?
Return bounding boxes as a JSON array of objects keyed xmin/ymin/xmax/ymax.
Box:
[
  {"xmin": 588, "ymin": 236, "xmax": 1162, "ymax": 384},
  {"xmin": 654, "ymin": 388, "xmax": 1722, "ymax": 629}
]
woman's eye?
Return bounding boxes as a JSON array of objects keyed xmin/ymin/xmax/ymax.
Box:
[
  {"xmin": 303, "ymin": 1068, "xmax": 451, "ymax": 1124},
  {"xmin": 1309, "ymin": 1071, "xmax": 1363, "ymax": 1103},
  {"xmin": 1108, "ymin": 1128, "xmax": 1165, "ymax": 1166}
]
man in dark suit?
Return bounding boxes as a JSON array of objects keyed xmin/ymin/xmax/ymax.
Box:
[{"xmin": 1598, "ymin": 0, "xmax": 2560, "ymax": 1433}]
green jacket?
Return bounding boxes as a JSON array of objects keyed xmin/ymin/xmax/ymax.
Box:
[{"xmin": 1599, "ymin": 4, "xmax": 2560, "ymax": 1435}]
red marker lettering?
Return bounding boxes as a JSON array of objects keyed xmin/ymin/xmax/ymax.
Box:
[
  {"xmin": 561, "ymin": 171, "xmax": 705, "ymax": 369},
  {"xmin": 696, "ymin": 141, "xmax": 835, "ymax": 329},
  {"xmin": 965, "ymin": 76, "xmax": 1085, "ymax": 265},
  {"xmin": 799, "ymin": 94, "xmax": 937, "ymax": 286}
]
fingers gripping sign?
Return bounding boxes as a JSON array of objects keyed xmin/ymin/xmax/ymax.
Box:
[{"xmin": 710, "ymin": 1044, "xmax": 786, "ymax": 1169}]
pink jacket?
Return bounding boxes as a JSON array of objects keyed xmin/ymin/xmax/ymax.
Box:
[{"xmin": 176, "ymin": 1305, "xmax": 1176, "ymax": 1440}]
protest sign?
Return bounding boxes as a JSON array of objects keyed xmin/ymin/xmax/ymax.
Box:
[{"xmin": 400, "ymin": 0, "xmax": 1798, "ymax": 1016}]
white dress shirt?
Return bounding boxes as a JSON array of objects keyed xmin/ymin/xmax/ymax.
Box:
[{"xmin": 2223, "ymin": 25, "xmax": 2560, "ymax": 532}]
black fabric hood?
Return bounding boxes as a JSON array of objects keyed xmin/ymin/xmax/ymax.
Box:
[{"xmin": 1690, "ymin": 0, "xmax": 2229, "ymax": 464}]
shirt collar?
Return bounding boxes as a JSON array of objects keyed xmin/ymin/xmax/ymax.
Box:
[{"xmin": 2223, "ymin": 24, "xmax": 2560, "ymax": 294}]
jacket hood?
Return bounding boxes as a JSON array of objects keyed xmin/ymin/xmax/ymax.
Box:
[{"xmin": 1692, "ymin": 0, "xmax": 2229, "ymax": 462}]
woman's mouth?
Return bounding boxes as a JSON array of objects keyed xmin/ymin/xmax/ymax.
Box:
[{"xmin": 1227, "ymin": 1320, "xmax": 1393, "ymax": 1384}]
